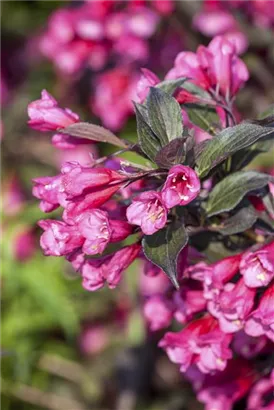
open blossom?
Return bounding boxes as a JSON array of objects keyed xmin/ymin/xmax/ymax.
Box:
[
  {"xmin": 159, "ymin": 315, "xmax": 233, "ymax": 374},
  {"xmin": 239, "ymin": 241, "xmax": 274, "ymax": 288},
  {"xmin": 81, "ymin": 243, "xmax": 141, "ymax": 291},
  {"xmin": 208, "ymin": 278, "xmax": 256, "ymax": 333},
  {"xmin": 38, "ymin": 219, "xmax": 84, "ymax": 257},
  {"xmin": 126, "ymin": 191, "xmax": 167, "ymax": 235},
  {"xmin": 161, "ymin": 165, "xmax": 200, "ymax": 209},
  {"xmin": 245, "ymin": 283, "xmax": 274, "ymax": 342},
  {"xmin": 143, "ymin": 295, "xmax": 173, "ymax": 331}
]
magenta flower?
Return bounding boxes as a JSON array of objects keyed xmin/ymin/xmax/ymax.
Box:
[
  {"xmin": 161, "ymin": 165, "xmax": 200, "ymax": 209},
  {"xmin": 13, "ymin": 227, "xmax": 36, "ymax": 262},
  {"xmin": 108, "ymin": 219, "xmax": 133, "ymax": 242},
  {"xmin": 173, "ymin": 279, "xmax": 207, "ymax": 324},
  {"xmin": 143, "ymin": 295, "xmax": 173, "ymax": 331},
  {"xmin": 196, "ymin": 359, "xmax": 256, "ymax": 410},
  {"xmin": 28, "ymin": 90, "xmax": 79, "ymax": 132},
  {"xmin": 159, "ymin": 315, "xmax": 233, "ymax": 374},
  {"xmin": 208, "ymin": 278, "xmax": 256, "ymax": 333},
  {"xmin": 139, "ymin": 269, "xmax": 171, "ymax": 296},
  {"xmin": 136, "ymin": 68, "xmax": 160, "ymax": 103},
  {"xmin": 126, "ymin": 191, "xmax": 167, "ymax": 235},
  {"xmin": 77, "ymin": 209, "xmax": 111, "ymax": 255},
  {"xmin": 186, "ymin": 253, "xmax": 242, "ymax": 300},
  {"xmin": 245, "ymin": 283, "xmax": 274, "ymax": 342},
  {"xmin": 60, "ymin": 161, "xmax": 125, "ymax": 198},
  {"xmin": 38, "ymin": 219, "xmax": 84, "ymax": 256},
  {"xmin": 81, "ymin": 243, "xmax": 141, "ymax": 291},
  {"xmin": 32, "ymin": 174, "xmax": 65, "ymax": 212},
  {"xmin": 239, "ymin": 241, "xmax": 274, "ymax": 288}
]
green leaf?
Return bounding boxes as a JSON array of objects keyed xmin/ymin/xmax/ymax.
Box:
[
  {"xmin": 147, "ymin": 87, "xmax": 183, "ymax": 146},
  {"xmin": 59, "ymin": 122, "xmax": 129, "ymax": 148},
  {"xmin": 184, "ymin": 105, "xmax": 219, "ymax": 134},
  {"xmin": 196, "ymin": 122, "xmax": 274, "ymax": 178},
  {"xmin": 134, "ymin": 102, "xmax": 161, "ymax": 161},
  {"xmin": 156, "ymin": 78, "xmax": 187, "ymax": 95},
  {"xmin": 206, "ymin": 171, "xmax": 271, "ymax": 217},
  {"xmin": 155, "ymin": 137, "xmax": 186, "ymax": 168},
  {"xmin": 181, "ymin": 81, "xmax": 212, "ymax": 100},
  {"xmin": 210, "ymin": 205, "xmax": 257, "ymax": 235},
  {"xmin": 142, "ymin": 221, "xmax": 188, "ymax": 289}
]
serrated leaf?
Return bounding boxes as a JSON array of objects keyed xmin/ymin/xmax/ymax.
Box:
[
  {"xmin": 196, "ymin": 122, "xmax": 274, "ymax": 178},
  {"xmin": 156, "ymin": 78, "xmax": 187, "ymax": 94},
  {"xmin": 59, "ymin": 122, "xmax": 129, "ymax": 148},
  {"xmin": 147, "ymin": 87, "xmax": 183, "ymax": 146},
  {"xmin": 134, "ymin": 102, "xmax": 161, "ymax": 161},
  {"xmin": 155, "ymin": 138, "xmax": 186, "ymax": 168},
  {"xmin": 142, "ymin": 221, "xmax": 188, "ymax": 289},
  {"xmin": 206, "ymin": 171, "xmax": 271, "ymax": 217},
  {"xmin": 210, "ymin": 205, "xmax": 257, "ymax": 235}
]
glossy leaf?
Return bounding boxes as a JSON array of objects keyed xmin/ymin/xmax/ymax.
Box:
[
  {"xmin": 147, "ymin": 87, "xmax": 183, "ymax": 146},
  {"xmin": 142, "ymin": 221, "xmax": 188, "ymax": 289},
  {"xmin": 210, "ymin": 205, "xmax": 257, "ymax": 235},
  {"xmin": 196, "ymin": 122, "xmax": 274, "ymax": 178},
  {"xmin": 134, "ymin": 102, "xmax": 161, "ymax": 161},
  {"xmin": 206, "ymin": 171, "xmax": 271, "ymax": 217}
]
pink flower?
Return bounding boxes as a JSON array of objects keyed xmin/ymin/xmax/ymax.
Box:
[
  {"xmin": 127, "ymin": 8, "xmax": 159, "ymax": 38},
  {"xmin": 193, "ymin": 10, "xmax": 236, "ymax": 37},
  {"xmin": 136, "ymin": 68, "xmax": 160, "ymax": 103},
  {"xmin": 186, "ymin": 253, "xmax": 242, "ymax": 300},
  {"xmin": 28, "ymin": 90, "xmax": 79, "ymax": 132},
  {"xmin": 81, "ymin": 243, "xmax": 141, "ymax": 291},
  {"xmin": 126, "ymin": 191, "xmax": 167, "ymax": 235},
  {"xmin": 208, "ymin": 278, "xmax": 256, "ymax": 333},
  {"xmin": 161, "ymin": 165, "xmax": 200, "ymax": 209},
  {"xmin": 166, "ymin": 35, "xmax": 249, "ymax": 99},
  {"xmin": 245, "ymin": 283, "xmax": 274, "ymax": 342},
  {"xmin": 77, "ymin": 209, "xmax": 111, "ymax": 255},
  {"xmin": 38, "ymin": 219, "xmax": 84, "ymax": 256},
  {"xmin": 32, "ymin": 174, "xmax": 64, "ymax": 212},
  {"xmin": 13, "ymin": 227, "xmax": 36, "ymax": 262},
  {"xmin": 159, "ymin": 315, "xmax": 233, "ymax": 374},
  {"xmin": 79, "ymin": 325, "xmax": 108, "ymax": 356},
  {"xmin": 239, "ymin": 241, "xmax": 274, "ymax": 288},
  {"xmin": 139, "ymin": 268, "xmax": 171, "ymax": 296},
  {"xmin": 173, "ymin": 279, "xmax": 207, "ymax": 324},
  {"xmin": 92, "ymin": 67, "xmax": 138, "ymax": 130},
  {"xmin": 232, "ymin": 330, "xmax": 267, "ymax": 359},
  {"xmin": 108, "ymin": 219, "xmax": 133, "ymax": 242},
  {"xmin": 60, "ymin": 161, "xmax": 125, "ymax": 198},
  {"xmin": 196, "ymin": 359, "xmax": 256, "ymax": 410},
  {"xmin": 2, "ymin": 175, "xmax": 25, "ymax": 215},
  {"xmin": 247, "ymin": 377, "xmax": 274, "ymax": 410},
  {"xmin": 143, "ymin": 295, "xmax": 173, "ymax": 331}
]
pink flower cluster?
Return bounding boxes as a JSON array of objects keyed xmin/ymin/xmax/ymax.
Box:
[
  {"xmin": 38, "ymin": 0, "xmax": 174, "ymax": 130},
  {"xmin": 30, "ymin": 107, "xmax": 200, "ymax": 289},
  {"xmin": 194, "ymin": 0, "xmax": 274, "ymax": 52},
  {"xmin": 136, "ymin": 35, "xmax": 249, "ymax": 141}
]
